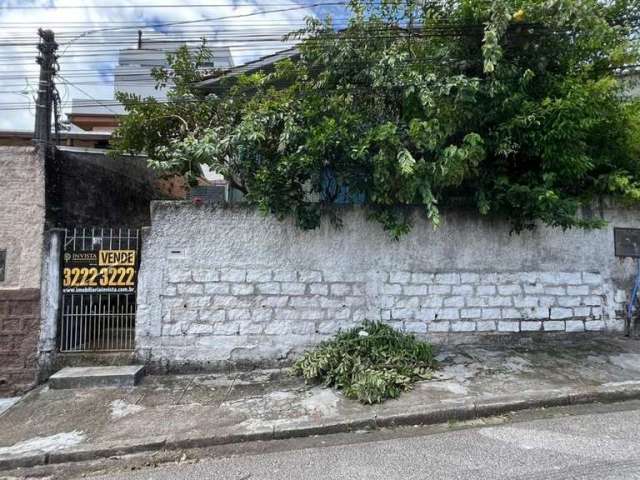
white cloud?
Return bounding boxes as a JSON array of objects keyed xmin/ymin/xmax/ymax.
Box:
[{"xmin": 0, "ymin": 0, "xmax": 318, "ymax": 131}]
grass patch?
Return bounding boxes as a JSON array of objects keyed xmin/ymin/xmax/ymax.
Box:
[{"xmin": 291, "ymin": 321, "xmax": 437, "ymax": 404}]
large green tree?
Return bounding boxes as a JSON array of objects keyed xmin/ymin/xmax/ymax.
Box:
[{"xmin": 113, "ymin": 0, "xmax": 640, "ymax": 237}]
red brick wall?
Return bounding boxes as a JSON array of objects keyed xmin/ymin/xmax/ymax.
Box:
[{"xmin": 0, "ymin": 289, "xmax": 40, "ymax": 396}]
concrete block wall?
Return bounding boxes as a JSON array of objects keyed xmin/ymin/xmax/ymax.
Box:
[
  {"xmin": 159, "ymin": 268, "xmax": 614, "ymax": 336},
  {"xmin": 136, "ymin": 202, "xmax": 637, "ymax": 370}
]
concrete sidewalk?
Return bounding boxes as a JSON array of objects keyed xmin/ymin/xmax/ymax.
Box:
[{"xmin": 2, "ymin": 336, "xmax": 640, "ymax": 470}]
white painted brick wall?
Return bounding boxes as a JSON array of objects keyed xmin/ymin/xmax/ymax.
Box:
[
  {"xmin": 137, "ymin": 264, "xmax": 622, "ymax": 365},
  {"xmin": 135, "ymin": 204, "xmax": 638, "ymax": 369}
]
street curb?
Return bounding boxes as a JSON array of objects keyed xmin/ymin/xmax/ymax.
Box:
[{"xmin": 3, "ymin": 383, "xmax": 640, "ymax": 471}]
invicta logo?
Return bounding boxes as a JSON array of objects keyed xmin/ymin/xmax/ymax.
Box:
[{"xmin": 72, "ymin": 252, "xmax": 97, "ymax": 262}]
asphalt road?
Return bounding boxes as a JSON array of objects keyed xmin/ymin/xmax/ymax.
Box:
[{"xmin": 84, "ymin": 403, "xmax": 640, "ymax": 480}]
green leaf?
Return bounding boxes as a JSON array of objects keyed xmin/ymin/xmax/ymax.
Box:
[
  {"xmin": 110, "ymin": 0, "xmax": 640, "ymax": 238},
  {"xmin": 398, "ymin": 148, "xmax": 416, "ymax": 176}
]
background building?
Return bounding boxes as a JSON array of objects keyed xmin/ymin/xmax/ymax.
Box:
[{"xmin": 67, "ymin": 36, "xmax": 234, "ymax": 133}]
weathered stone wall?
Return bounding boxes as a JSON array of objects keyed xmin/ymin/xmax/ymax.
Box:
[
  {"xmin": 0, "ymin": 147, "xmax": 46, "ymax": 394},
  {"xmin": 136, "ymin": 201, "xmax": 639, "ymax": 370}
]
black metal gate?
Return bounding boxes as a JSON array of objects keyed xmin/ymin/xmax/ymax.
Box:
[{"xmin": 59, "ymin": 227, "xmax": 140, "ymax": 352}]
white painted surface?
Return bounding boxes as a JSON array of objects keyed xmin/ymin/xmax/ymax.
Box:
[
  {"xmin": 0, "ymin": 397, "xmax": 20, "ymax": 417},
  {"xmin": 110, "ymin": 399, "xmax": 145, "ymax": 419},
  {"xmin": 0, "ymin": 431, "xmax": 84, "ymax": 456},
  {"xmin": 50, "ymin": 366, "xmax": 145, "ymax": 379},
  {"xmin": 135, "ymin": 202, "xmax": 640, "ymax": 368}
]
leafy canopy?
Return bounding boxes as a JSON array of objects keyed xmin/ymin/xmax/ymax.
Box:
[{"xmin": 113, "ymin": 0, "xmax": 640, "ymax": 237}]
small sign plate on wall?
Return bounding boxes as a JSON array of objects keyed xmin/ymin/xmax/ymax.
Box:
[
  {"xmin": 0, "ymin": 250, "xmax": 5, "ymax": 282},
  {"xmin": 614, "ymin": 228, "xmax": 640, "ymax": 258}
]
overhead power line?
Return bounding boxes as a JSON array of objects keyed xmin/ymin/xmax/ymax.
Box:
[
  {"xmin": 57, "ymin": 74, "xmax": 122, "ymax": 116},
  {"xmin": 0, "ymin": 4, "xmax": 636, "ymax": 120},
  {"xmin": 60, "ymin": 3, "xmax": 340, "ymax": 37},
  {"xmin": 0, "ymin": 1, "xmax": 345, "ymax": 8},
  {"xmin": 2, "ymin": 59, "xmax": 638, "ymax": 112}
]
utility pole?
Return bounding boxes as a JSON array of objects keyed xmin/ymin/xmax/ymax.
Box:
[{"xmin": 33, "ymin": 29, "xmax": 58, "ymax": 149}]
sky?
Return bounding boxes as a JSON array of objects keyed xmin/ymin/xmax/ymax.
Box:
[{"xmin": 0, "ymin": 0, "xmax": 348, "ymax": 131}]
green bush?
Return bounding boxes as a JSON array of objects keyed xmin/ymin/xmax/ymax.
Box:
[
  {"xmin": 114, "ymin": 0, "xmax": 640, "ymax": 238},
  {"xmin": 291, "ymin": 321, "xmax": 436, "ymax": 404}
]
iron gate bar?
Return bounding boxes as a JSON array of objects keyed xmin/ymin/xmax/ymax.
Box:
[{"xmin": 59, "ymin": 227, "xmax": 140, "ymax": 353}]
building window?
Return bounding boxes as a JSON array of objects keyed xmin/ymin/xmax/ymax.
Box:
[{"xmin": 0, "ymin": 250, "xmax": 5, "ymax": 282}]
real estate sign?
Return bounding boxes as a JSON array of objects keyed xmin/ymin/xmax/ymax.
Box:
[{"xmin": 62, "ymin": 249, "xmax": 137, "ymax": 293}]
